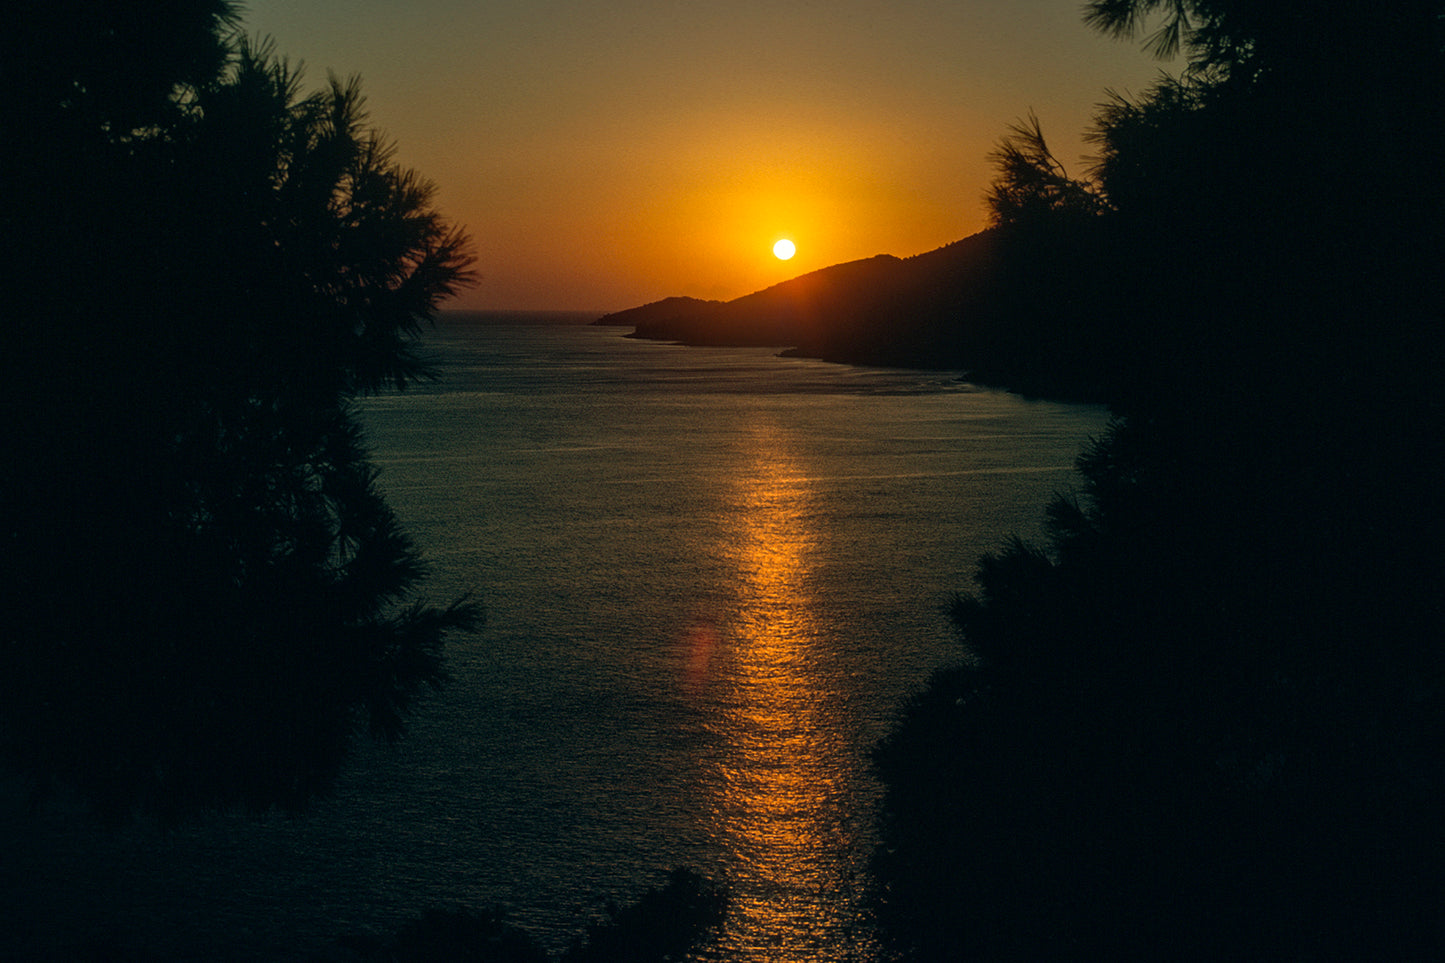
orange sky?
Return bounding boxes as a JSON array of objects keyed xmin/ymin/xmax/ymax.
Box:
[{"xmin": 242, "ymin": 1, "xmax": 1167, "ymax": 312}]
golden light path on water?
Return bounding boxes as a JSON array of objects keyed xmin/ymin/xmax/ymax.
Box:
[{"xmin": 694, "ymin": 416, "xmax": 878, "ymax": 961}]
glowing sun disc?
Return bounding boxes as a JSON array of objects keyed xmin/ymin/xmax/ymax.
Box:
[{"xmin": 772, "ymin": 239, "xmax": 796, "ymax": 260}]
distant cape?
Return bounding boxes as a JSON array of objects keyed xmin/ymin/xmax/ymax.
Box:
[
  {"xmin": 594, "ymin": 233, "xmax": 1000, "ymax": 369},
  {"xmin": 594, "ymin": 227, "xmax": 1114, "ymax": 402}
]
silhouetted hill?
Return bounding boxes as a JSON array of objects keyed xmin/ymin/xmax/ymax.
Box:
[
  {"xmin": 593, "ymin": 229, "xmax": 1116, "ymax": 401},
  {"xmin": 593, "ymin": 296, "xmax": 729, "ymax": 338},
  {"xmin": 594, "ymin": 256, "xmax": 918, "ymax": 350},
  {"xmin": 595, "ymin": 240, "xmax": 992, "ymax": 357}
]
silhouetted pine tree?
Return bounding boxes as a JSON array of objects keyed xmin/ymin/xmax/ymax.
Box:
[
  {"xmin": 873, "ymin": 0, "xmax": 1444, "ymax": 957},
  {"xmin": 1, "ymin": 3, "xmax": 478, "ymax": 821}
]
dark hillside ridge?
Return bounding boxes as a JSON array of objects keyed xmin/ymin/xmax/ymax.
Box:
[
  {"xmin": 594, "ymin": 237, "xmax": 995, "ymax": 361},
  {"xmin": 595, "ymin": 229, "xmax": 1116, "ymax": 402}
]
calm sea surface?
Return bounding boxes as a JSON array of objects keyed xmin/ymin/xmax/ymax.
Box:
[{"xmin": 2, "ymin": 316, "xmax": 1108, "ymax": 961}]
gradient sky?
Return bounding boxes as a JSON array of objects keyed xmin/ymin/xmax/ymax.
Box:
[{"xmin": 242, "ymin": 1, "xmax": 1168, "ymax": 311}]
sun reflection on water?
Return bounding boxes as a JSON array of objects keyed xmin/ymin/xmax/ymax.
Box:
[{"xmin": 694, "ymin": 419, "xmax": 878, "ymax": 961}]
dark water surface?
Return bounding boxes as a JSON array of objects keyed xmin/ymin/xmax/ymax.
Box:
[{"xmin": 2, "ymin": 317, "xmax": 1108, "ymax": 961}]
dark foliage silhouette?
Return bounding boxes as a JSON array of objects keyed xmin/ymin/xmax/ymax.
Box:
[
  {"xmin": 875, "ymin": 415, "xmax": 1444, "ymax": 957},
  {"xmin": 1, "ymin": 3, "xmax": 478, "ymax": 821},
  {"xmin": 985, "ymin": 111, "xmax": 1106, "ymax": 227},
  {"xmin": 873, "ymin": 0, "xmax": 1444, "ymax": 958}
]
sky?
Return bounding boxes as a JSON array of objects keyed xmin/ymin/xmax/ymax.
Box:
[{"xmin": 241, "ymin": 1, "xmax": 1169, "ymax": 312}]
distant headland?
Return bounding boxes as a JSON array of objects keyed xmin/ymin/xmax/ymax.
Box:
[{"xmin": 593, "ymin": 229, "xmax": 1114, "ymax": 403}]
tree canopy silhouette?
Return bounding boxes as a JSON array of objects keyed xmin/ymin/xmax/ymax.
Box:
[
  {"xmin": 1, "ymin": 3, "xmax": 479, "ymax": 821},
  {"xmin": 873, "ymin": 0, "xmax": 1444, "ymax": 957},
  {"xmin": 985, "ymin": 111, "xmax": 1106, "ymax": 228}
]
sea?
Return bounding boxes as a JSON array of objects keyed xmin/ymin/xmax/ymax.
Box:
[{"xmin": 1, "ymin": 312, "xmax": 1110, "ymax": 961}]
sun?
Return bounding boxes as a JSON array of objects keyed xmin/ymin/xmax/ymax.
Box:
[{"xmin": 772, "ymin": 238, "xmax": 796, "ymax": 260}]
